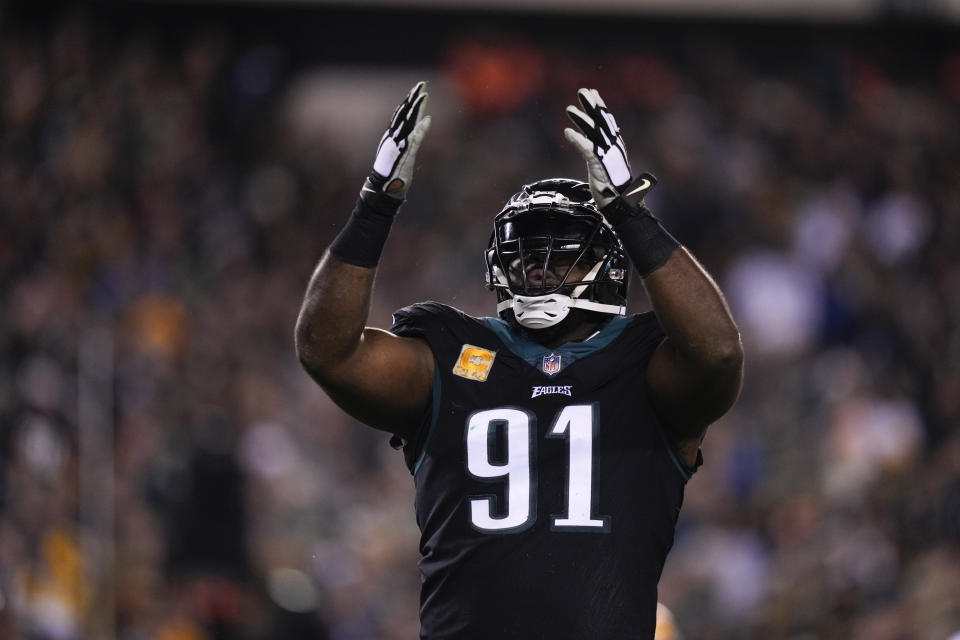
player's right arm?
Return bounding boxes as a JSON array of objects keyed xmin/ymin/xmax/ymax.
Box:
[
  {"xmin": 295, "ymin": 82, "xmax": 434, "ymax": 442},
  {"xmin": 564, "ymin": 88, "xmax": 743, "ymax": 467}
]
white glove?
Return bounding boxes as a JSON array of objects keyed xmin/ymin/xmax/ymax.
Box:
[
  {"xmin": 366, "ymin": 81, "xmax": 432, "ymax": 202},
  {"xmin": 563, "ymin": 88, "xmax": 654, "ymax": 212}
]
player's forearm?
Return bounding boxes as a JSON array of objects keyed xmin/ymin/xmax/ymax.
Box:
[
  {"xmin": 295, "ymin": 167, "xmax": 402, "ymax": 380},
  {"xmin": 642, "ymin": 248, "xmax": 743, "ymax": 372},
  {"xmin": 295, "ymin": 188, "xmax": 399, "ymax": 381},
  {"xmin": 602, "ymin": 197, "xmax": 742, "ymax": 373},
  {"xmin": 295, "ymin": 251, "xmax": 377, "ymax": 381},
  {"xmin": 295, "ymin": 81, "xmax": 430, "ymax": 382}
]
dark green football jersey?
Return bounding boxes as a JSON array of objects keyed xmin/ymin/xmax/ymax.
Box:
[{"xmin": 390, "ymin": 302, "xmax": 699, "ymax": 640}]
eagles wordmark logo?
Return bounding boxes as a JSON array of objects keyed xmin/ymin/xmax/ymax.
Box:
[{"xmin": 531, "ymin": 385, "xmax": 573, "ymax": 398}]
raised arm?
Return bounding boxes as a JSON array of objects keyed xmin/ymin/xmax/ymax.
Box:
[
  {"xmin": 564, "ymin": 88, "xmax": 743, "ymax": 464},
  {"xmin": 295, "ymin": 82, "xmax": 435, "ymax": 441},
  {"xmin": 639, "ymin": 250, "xmax": 743, "ymax": 445}
]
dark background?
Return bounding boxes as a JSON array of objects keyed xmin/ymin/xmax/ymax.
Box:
[{"xmin": 1, "ymin": 1, "xmax": 959, "ymax": 638}]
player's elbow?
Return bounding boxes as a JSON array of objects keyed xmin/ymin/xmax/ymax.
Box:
[
  {"xmin": 295, "ymin": 314, "xmax": 361, "ymax": 390},
  {"xmin": 696, "ymin": 326, "xmax": 744, "ymax": 377},
  {"xmin": 697, "ymin": 332, "xmax": 744, "ymax": 416},
  {"xmin": 711, "ymin": 329, "xmax": 744, "ymax": 375},
  {"xmin": 715, "ymin": 329, "xmax": 744, "ymax": 370},
  {"xmin": 294, "ymin": 316, "xmax": 333, "ymax": 382},
  {"xmin": 296, "ymin": 342, "xmax": 340, "ymax": 389}
]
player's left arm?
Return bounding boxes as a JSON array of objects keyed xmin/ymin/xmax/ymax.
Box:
[
  {"xmin": 641, "ymin": 250, "xmax": 744, "ymax": 449},
  {"xmin": 564, "ymin": 88, "xmax": 744, "ymax": 465}
]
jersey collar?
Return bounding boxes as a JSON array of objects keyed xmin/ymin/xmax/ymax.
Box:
[{"xmin": 483, "ymin": 314, "xmax": 633, "ymax": 373}]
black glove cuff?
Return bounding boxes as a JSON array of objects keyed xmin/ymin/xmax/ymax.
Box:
[
  {"xmin": 358, "ymin": 172, "xmax": 404, "ymax": 216},
  {"xmin": 610, "ymin": 206, "xmax": 680, "ymax": 277},
  {"xmin": 602, "ymin": 172, "xmax": 658, "ymax": 226},
  {"xmin": 329, "ymin": 195, "xmax": 397, "ymax": 268},
  {"xmin": 601, "ymin": 196, "xmax": 638, "ymax": 227}
]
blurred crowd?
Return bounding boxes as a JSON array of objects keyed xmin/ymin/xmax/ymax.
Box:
[{"xmin": 1, "ymin": 6, "xmax": 959, "ymax": 640}]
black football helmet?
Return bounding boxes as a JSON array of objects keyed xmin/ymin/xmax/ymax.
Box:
[{"xmin": 485, "ymin": 178, "xmax": 629, "ymax": 328}]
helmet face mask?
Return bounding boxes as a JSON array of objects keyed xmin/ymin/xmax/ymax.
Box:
[
  {"xmin": 501, "ymin": 217, "xmax": 600, "ymax": 293},
  {"xmin": 485, "ymin": 179, "xmax": 629, "ymax": 329}
]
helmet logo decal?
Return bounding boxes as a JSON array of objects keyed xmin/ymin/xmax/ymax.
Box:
[{"xmin": 541, "ymin": 353, "xmax": 563, "ymax": 376}]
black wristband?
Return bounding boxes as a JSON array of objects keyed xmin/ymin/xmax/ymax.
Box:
[
  {"xmin": 329, "ymin": 197, "xmax": 397, "ymax": 268},
  {"xmin": 610, "ymin": 205, "xmax": 680, "ymax": 277}
]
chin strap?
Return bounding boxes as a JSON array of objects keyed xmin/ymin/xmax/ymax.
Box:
[
  {"xmin": 505, "ymin": 294, "xmax": 573, "ymax": 328},
  {"xmin": 569, "ymin": 298, "xmax": 627, "ymax": 315},
  {"xmin": 492, "ymin": 256, "xmax": 626, "ymax": 327},
  {"xmin": 495, "ymin": 295, "xmax": 625, "ymax": 316},
  {"xmin": 569, "ymin": 258, "xmax": 606, "ymax": 300}
]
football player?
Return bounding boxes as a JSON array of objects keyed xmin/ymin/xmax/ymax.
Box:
[{"xmin": 295, "ymin": 82, "xmax": 743, "ymax": 639}]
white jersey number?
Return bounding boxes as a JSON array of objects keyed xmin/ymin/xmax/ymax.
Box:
[{"xmin": 465, "ymin": 404, "xmax": 608, "ymax": 533}]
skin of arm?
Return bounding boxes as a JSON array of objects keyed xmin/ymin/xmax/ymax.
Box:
[
  {"xmin": 643, "ymin": 247, "xmax": 744, "ymax": 468},
  {"xmin": 294, "ymin": 250, "xmax": 435, "ymax": 441}
]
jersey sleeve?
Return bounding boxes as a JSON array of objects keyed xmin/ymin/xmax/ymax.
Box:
[
  {"xmin": 389, "ymin": 300, "xmax": 448, "ymax": 339},
  {"xmin": 628, "ymin": 311, "xmax": 667, "ymax": 367},
  {"xmin": 388, "ymin": 301, "xmax": 453, "ymax": 472},
  {"xmin": 631, "ymin": 311, "xmax": 704, "ymax": 479}
]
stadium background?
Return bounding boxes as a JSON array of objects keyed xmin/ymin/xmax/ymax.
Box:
[{"xmin": 2, "ymin": 0, "xmax": 959, "ymax": 638}]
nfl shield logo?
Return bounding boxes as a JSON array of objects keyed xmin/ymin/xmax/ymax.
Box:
[{"xmin": 541, "ymin": 353, "xmax": 562, "ymax": 376}]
